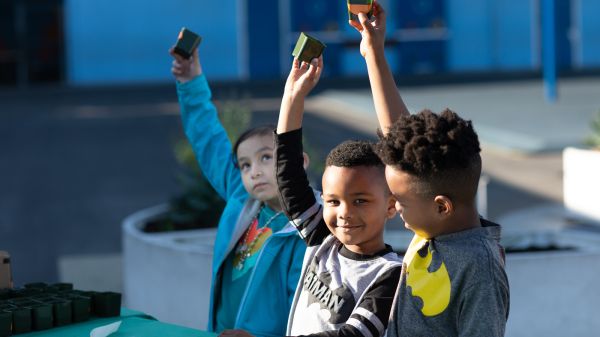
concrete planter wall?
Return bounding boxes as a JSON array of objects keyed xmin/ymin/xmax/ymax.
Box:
[
  {"xmin": 563, "ymin": 147, "xmax": 600, "ymax": 223},
  {"xmin": 122, "ymin": 204, "xmax": 216, "ymax": 330}
]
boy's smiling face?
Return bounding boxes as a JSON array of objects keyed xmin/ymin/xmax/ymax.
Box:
[{"xmin": 321, "ymin": 165, "xmax": 396, "ymax": 255}]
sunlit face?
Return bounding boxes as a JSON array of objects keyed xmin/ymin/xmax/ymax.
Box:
[
  {"xmin": 384, "ymin": 166, "xmax": 438, "ymax": 238},
  {"xmin": 236, "ymin": 134, "xmax": 279, "ymax": 209},
  {"xmin": 321, "ymin": 165, "xmax": 396, "ymax": 255}
]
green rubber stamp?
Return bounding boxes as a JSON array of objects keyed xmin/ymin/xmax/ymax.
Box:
[
  {"xmin": 347, "ymin": 0, "xmax": 373, "ymax": 21},
  {"xmin": 292, "ymin": 32, "xmax": 326, "ymax": 63},
  {"xmin": 174, "ymin": 27, "xmax": 202, "ymax": 59}
]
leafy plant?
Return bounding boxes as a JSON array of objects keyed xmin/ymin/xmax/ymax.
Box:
[
  {"xmin": 144, "ymin": 99, "xmax": 251, "ymax": 232},
  {"xmin": 584, "ymin": 110, "xmax": 600, "ymax": 149}
]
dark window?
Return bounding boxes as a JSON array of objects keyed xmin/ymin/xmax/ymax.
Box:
[{"xmin": 0, "ymin": 0, "xmax": 63, "ymax": 87}]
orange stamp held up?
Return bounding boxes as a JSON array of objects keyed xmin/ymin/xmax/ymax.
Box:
[{"xmin": 347, "ymin": 0, "xmax": 373, "ymax": 21}]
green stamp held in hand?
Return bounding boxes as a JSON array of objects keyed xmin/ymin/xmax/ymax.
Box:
[
  {"xmin": 347, "ymin": 0, "xmax": 373, "ymax": 21},
  {"xmin": 292, "ymin": 32, "xmax": 326, "ymax": 63},
  {"xmin": 174, "ymin": 27, "xmax": 202, "ymax": 59}
]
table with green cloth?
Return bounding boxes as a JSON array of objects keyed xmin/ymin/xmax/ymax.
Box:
[{"xmin": 17, "ymin": 308, "xmax": 217, "ymax": 337}]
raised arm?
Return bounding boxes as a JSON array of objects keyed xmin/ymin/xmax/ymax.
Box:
[
  {"xmin": 350, "ymin": 2, "xmax": 409, "ymax": 134},
  {"xmin": 277, "ymin": 57, "xmax": 323, "ymax": 134},
  {"xmin": 276, "ymin": 57, "xmax": 328, "ymax": 246},
  {"xmin": 170, "ymin": 48, "xmax": 245, "ymax": 201}
]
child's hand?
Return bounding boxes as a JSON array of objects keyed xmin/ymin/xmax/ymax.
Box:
[
  {"xmin": 169, "ymin": 47, "xmax": 202, "ymax": 83},
  {"xmin": 349, "ymin": 1, "xmax": 386, "ymax": 59},
  {"xmin": 283, "ymin": 56, "xmax": 323, "ymax": 100},
  {"xmin": 277, "ymin": 56, "xmax": 323, "ymax": 133}
]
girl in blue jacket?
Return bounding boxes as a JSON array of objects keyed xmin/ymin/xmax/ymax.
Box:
[{"xmin": 170, "ymin": 47, "xmax": 307, "ymax": 337}]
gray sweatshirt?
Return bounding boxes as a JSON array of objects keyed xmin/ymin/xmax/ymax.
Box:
[{"xmin": 387, "ymin": 220, "xmax": 509, "ymax": 337}]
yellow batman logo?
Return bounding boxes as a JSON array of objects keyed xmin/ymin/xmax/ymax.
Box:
[{"xmin": 405, "ymin": 238, "xmax": 451, "ymax": 316}]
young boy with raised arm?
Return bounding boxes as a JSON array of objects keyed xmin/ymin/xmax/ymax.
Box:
[
  {"xmin": 275, "ymin": 54, "xmax": 402, "ymax": 337},
  {"xmin": 351, "ymin": 3, "xmax": 510, "ymax": 336}
]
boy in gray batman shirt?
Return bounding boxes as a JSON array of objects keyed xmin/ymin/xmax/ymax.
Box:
[
  {"xmin": 386, "ymin": 220, "xmax": 509, "ymax": 336},
  {"xmin": 351, "ymin": 4, "xmax": 509, "ymax": 336}
]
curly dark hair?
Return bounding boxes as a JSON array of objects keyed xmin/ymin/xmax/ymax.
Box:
[
  {"xmin": 375, "ymin": 109, "xmax": 481, "ymax": 200},
  {"xmin": 326, "ymin": 140, "xmax": 383, "ymax": 168}
]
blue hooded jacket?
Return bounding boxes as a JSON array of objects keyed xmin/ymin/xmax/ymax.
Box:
[{"xmin": 176, "ymin": 74, "xmax": 306, "ymax": 337}]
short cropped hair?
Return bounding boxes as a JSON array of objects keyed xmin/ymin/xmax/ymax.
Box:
[
  {"xmin": 375, "ymin": 109, "xmax": 482, "ymax": 201},
  {"xmin": 326, "ymin": 140, "xmax": 384, "ymax": 168},
  {"xmin": 232, "ymin": 124, "xmax": 275, "ymax": 167}
]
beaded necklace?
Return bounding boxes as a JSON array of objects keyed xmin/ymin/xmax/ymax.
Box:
[{"xmin": 233, "ymin": 204, "xmax": 284, "ymax": 270}]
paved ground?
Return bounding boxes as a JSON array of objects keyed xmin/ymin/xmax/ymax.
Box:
[
  {"xmin": 1, "ymin": 75, "xmax": 598, "ymax": 289},
  {"xmin": 310, "ymin": 77, "xmax": 600, "ymax": 152}
]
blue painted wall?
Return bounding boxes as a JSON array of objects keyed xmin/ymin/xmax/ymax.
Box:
[
  {"xmin": 494, "ymin": 0, "xmax": 536, "ymax": 70},
  {"xmin": 247, "ymin": 0, "xmax": 280, "ymax": 79},
  {"xmin": 447, "ymin": 0, "xmax": 494, "ymax": 71},
  {"xmin": 447, "ymin": 0, "xmax": 535, "ymax": 71},
  {"xmin": 579, "ymin": 0, "xmax": 600, "ymax": 67},
  {"xmin": 63, "ymin": 0, "xmax": 599, "ymax": 85},
  {"xmin": 65, "ymin": 0, "xmax": 240, "ymax": 85},
  {"xmin": 288, "ymin": 0, "xmax": 352, "ymax": 77}
]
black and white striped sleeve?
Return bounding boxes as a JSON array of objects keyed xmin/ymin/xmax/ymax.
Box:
[
  {"xmin": 275, "ymin": 129, "xmax": 329, "ymax": 246},
  {"xmin": 345, "ymin": 267, "xmax": 401, "ymax": 337},
  {"xmin": 294, "ymin": 266, "xmax": 402, "ymax": 337}
]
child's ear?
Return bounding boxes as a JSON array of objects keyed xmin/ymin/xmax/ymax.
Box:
[
  {"xmin": 386, "ymin": 195, "xmax": 397, "ymax": 219},
  {"xmin": 434, "ymin": 195, "xmax": 453, "ymax": 217},
  {"xmin": 302, "ymin": 152, "xmax": 310, "ymax": 170}
]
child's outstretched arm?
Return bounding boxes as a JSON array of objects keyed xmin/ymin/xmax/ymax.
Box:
[
  {"xmin": 170, "ymin": 47, "xmax": 245, "ymax": 201},
  {"xmin": 350, "ymin": 2, "xmax": 409, "ymax": 134},
  {"xmin": 277, "ymin": 57, "xmax": 323, "ymax": 134},
  {"xmin": 275, "ymin": 57, "xmax": 328, "ymax": 247}
]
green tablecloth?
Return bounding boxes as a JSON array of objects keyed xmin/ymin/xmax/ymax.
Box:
[{"xmin": 18, "ymin": 308, "xmax": 217, "ymax": 337}]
